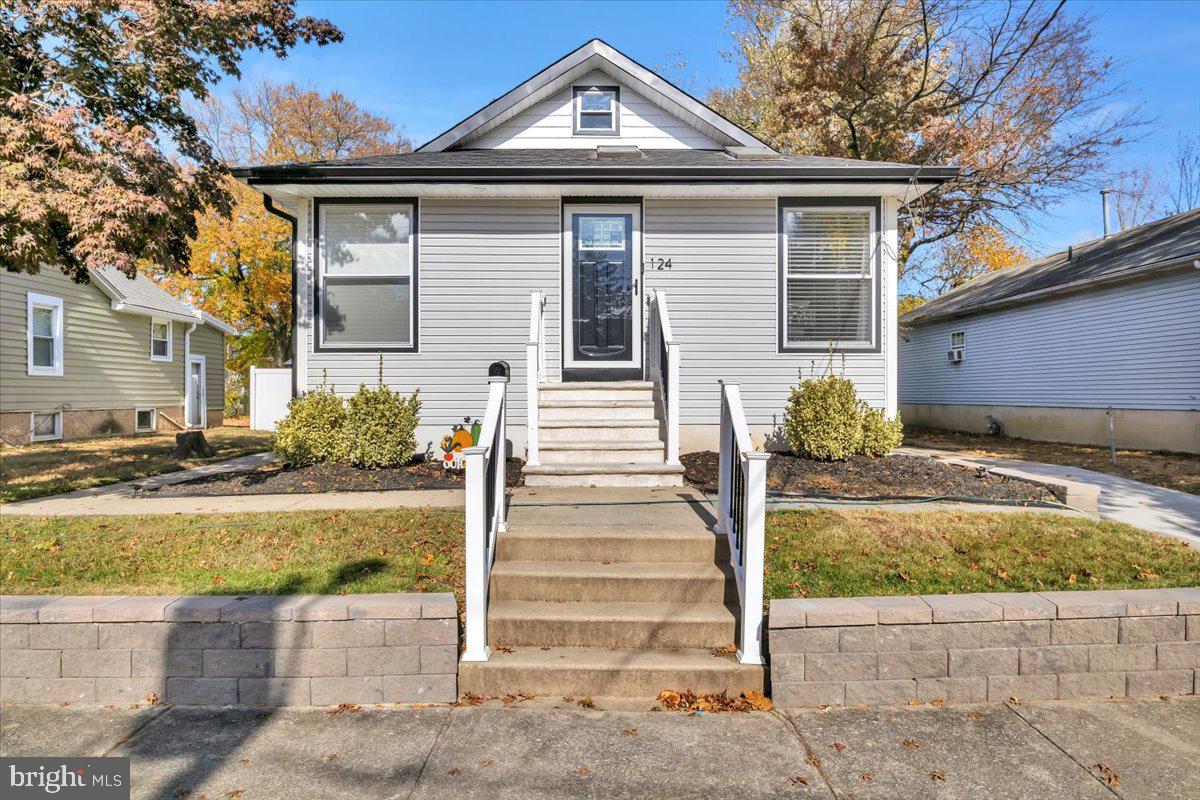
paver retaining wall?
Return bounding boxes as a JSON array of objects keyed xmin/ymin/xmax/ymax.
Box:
[
  {"xmin": 770, "ymin": 588, "xmax": 1199, "ymax": 707},
  {"xmin": 0, "ymin": 594, "xmax": 458, "ymax": 706}
]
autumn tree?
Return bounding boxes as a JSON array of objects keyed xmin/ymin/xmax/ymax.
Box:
[
  {"xmin": 155, "ymin": 83, "xmax": 410, "ymax": 372},
  {"xmin": 711, "ymin": 0, "xmax": 1144, "ymax": 290},
  {"xmin": 933, "ymin": 223, "xmax": 1028, "ymax": 293},
  {"xmin": 0, "ymin": 0, "xmax": 341, "ymax": 280}
]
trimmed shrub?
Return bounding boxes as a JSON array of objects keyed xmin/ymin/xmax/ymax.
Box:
[
  {"xmin": 345, "ymin": 385, "xmax": 421, "ymax": 469},
  {"xmin": 860, "ymin": 403, "xmax": 904, "ymax": 456},
  {"xmin": 272, "ymin": 386, "xmax": 347, "ymax": 466},
  {"xmin": 783, "ymin": 373, "xmax": 863, "ymax": 460}
]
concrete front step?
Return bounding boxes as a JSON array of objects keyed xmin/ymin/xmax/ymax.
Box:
[
  {"xmin": 458, "ymin": 646, "xmax": 764, "ymax": 698},
  {"xmin": 496, "ymin": 528, "xmax": 728, "ymax": 563},
  {"xmin": 540, "ymin": 400, "xmax": 657, "ymax": 423},
  {"xmin": 539, "ymin": 441, "xmax": 665, "ymax": 465},
  {"xmin": 489, "ymin": 560, "xmax": 735, "ymax": 604},
  {"xmin": 539, "ymin": 382, "xmax": 654, "ymax": 403},
  {"xmin": 523, "ymin": 463, "xmax": 685, "ymax": 488},
  {"xmin": 488, "ymin": 600, "xmax": 738, "ymax": 649},
  {"xmin": 540, "ymin": 420, "xmax": 662, "ymax": 444}
]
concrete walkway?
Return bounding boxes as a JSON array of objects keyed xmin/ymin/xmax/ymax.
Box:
[
  {"xmin": 901, "ymin": 447, "xmax": 1200, "ymax": 546},
  {"xmin": 2, "ymin": 696, "xmax": 1195, "ymax": 799}
]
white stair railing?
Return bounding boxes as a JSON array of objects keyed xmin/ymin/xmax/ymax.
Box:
[
  {"xmin": 525, "ymin": 291, "xmax": 547, "ymax": 467},
  {"xmin": 715, "ymin": 380, "xmax": 769, "ymax": 665},
  {"xmin": 648, "ymin": 290, "xmax": 680, "ymax": 465},
  {"xmin": 460, "ymin": 370, "xmax": 509, "ymax": 662}
]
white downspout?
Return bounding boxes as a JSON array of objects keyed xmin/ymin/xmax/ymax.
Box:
[{"xmin": 184, "ymin": 322, "xmax": 197, "ymax": 427}]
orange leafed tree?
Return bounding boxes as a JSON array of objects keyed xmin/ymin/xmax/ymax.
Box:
[
  {"xmin": 934, "ymin": 224, "xmax": 1029, "ymax": 293},
  {"xmin": 156, "ymin": 82, "xmax": 411, "ymax": 374}
]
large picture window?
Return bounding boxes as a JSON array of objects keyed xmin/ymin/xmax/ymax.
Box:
[
  {"xmin": 780, "ymin": 204, "xmax": 877, "ymax": 351},
  {"xmin": 317, "ymin": 202, "xmax": 416, "ymax": 350}
]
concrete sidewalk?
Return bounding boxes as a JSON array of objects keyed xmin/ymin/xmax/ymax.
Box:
[
  {"xmin": 2, "ymin": 696, "xmax": 1195, "ymax": 799},
  {"xmin": 901, "ymin": 448, "xmax": 1200, "ymax": 546}
]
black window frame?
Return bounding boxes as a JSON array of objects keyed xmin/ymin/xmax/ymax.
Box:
[
  {"xmin": 572, "ymin": 85, "xmax": 620, "ymax": 136},
  {"xmin": 312, "ymin": 197, "xmax": 420, "ymax": 354},
  {"xmin": 777, "ymin": 197, "xmax": 882, "ymax": 355}
]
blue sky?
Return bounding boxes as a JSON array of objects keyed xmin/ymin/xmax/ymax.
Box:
[{"xmin": 224, "ymin": 0, "xmax": 1200, "ymax": 260}]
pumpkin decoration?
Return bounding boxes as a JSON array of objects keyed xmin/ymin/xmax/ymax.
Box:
[{"xmin": 440, "ymin": 418, "xmax": 480, "ymax": 470}]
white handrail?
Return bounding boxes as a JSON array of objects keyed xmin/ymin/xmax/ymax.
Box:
[
  {"xmin": 649, "ymin": 290, "xmax": 680, "ymax": 465},
  {"xmin": 525, "ymin": 291, "xmax": 546, "ymax": 467},
  {"xmin": 715, "ymin": 380, "xmax": 769, "ymax": 665},
  {"xmin": 461, "ymin": 373, "xmax": 508, "ymax": 662}
]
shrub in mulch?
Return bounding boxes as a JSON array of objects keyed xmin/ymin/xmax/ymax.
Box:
[{"xmin": 681, "ymin": 451, "xmax": 1055, "ymax": 502}]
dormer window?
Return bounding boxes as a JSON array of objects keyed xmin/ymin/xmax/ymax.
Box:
[{"xmin": 573, "ymin": 86, "xmax": 619, "ymax": 135}]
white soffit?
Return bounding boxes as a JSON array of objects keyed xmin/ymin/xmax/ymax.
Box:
[{"xmin": 417, "ymin": 39, "xmax": 770, "ymax": 153}]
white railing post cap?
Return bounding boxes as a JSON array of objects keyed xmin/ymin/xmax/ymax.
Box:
[{"xmin": 744, "ymin": 451, "xmax": 771, "ymax": 461}]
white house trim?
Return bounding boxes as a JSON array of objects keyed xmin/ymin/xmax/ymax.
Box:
[
  {"xmin": 882, "ymin": 195, "xmax": 900, "ymax": 419},
  {"xmin": 417, "ymin": 39, "xmax": 770, "ymax": 152},
  {"xmin": 135, "ymin": 407, "xmax": 158, "ymax": 433},
  {"xmin": 29, "ymin": 410, "xmax": 62, "ymax": 442},
  {"xmin": 26, "ymin": 291, "xmax": 64, "ymax": 377}
]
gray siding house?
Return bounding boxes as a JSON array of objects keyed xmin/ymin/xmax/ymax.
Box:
[
  {"xmin": 0, "ymin": 267, "xmax": 234, "ymax": 444},
  {"xmin": 234, "ymin": 39, "xmax": 954, "ymax": 485},
  {"xmin": 899, "ymin": 210, "xmax": 1200, "ymax": 454}
]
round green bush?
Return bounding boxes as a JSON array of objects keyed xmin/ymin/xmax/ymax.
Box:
[
  {"xmin": 783, "ymin": 373, "xmax": 863, "ymax": 460},
  {"xmin": 345, "ymin": 385, "xmax": 421, "ymax": 469},
  {"xmin": 272, "ymin": 387, "xmax": 348, "ymax": 466},
  {"xmin": 860, "ymin": 403, "xmax": 904, "ymax": 457}
]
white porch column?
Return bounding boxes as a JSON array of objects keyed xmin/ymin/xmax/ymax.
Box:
[{"xmin": 882, "ymin": 195, "xmax": 901, "ymax": 419}]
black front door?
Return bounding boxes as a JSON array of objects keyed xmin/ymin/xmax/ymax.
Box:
[{"xmin": 567, "ymin": 210, "xmax": 639, "ymax": 373}]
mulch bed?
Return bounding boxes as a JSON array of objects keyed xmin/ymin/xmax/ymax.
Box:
[
  {"xmin": 145, "ymin": 457, "xmax": 525, "ymax": 497},
  {"xmin": 681, "ymin": 451, "xmax": 1056, "ymax": 502}
]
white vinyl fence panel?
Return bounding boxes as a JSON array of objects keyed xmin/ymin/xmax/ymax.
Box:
[{"xmin": 250, "ymin": 367, "xmax": 293, "ymax": 431}]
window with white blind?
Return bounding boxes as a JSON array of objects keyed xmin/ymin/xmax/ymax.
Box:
[
  {"xmin": 317, "ymin": 202, "xmax": 416, "ymax": 350},
  {"xmin": 27, "ymin": 292, "xmax": 64, "ymax": 376},
  {"xmin": 780, "ymin": 205, "xmax": 877, "ymax": 350}
]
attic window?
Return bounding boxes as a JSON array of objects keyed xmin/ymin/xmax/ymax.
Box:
[{"xmin": 573, "ymin": 86, "xmax": 619, "ymax": 135}]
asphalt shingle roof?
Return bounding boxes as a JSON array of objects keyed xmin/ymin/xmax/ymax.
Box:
[{"xmin": 901, "ymin": 209, "xmax": 1200, "ymax": 326}]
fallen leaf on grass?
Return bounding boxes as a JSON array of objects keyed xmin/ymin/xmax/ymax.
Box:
[
  {"xmin": 903, "ymin": 739, "xmax": 920, "ymax": 750},
  {"xmin": 577, "ymin": 697, "xmax": 596, "ymax": 709},
  {"xmin": 931, "ymin": 771, "xmax": 946, "ymax": 782}
]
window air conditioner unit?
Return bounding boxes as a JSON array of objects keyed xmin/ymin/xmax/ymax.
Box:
[{"xmin": 947, "ymin": 348, "xmax": 964, "ymax": 363}]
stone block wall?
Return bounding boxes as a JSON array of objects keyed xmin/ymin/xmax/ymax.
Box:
[
  {"xmin": 770, "ymin": 588, "xmax": 1199, "ymax": 707},
  {"xmin": 0, "ymin": 594, "xmax": 458, "ymax": 706}
]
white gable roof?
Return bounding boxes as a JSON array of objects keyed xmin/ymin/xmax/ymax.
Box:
[{"xmin": 417, "ymin": 39, "xmax": 771, "ymax": 153}]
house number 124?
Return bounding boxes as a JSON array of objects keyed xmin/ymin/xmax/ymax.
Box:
[{"xmin": 646, "ymin": 257, "xmax": 673, "ymax": 270}]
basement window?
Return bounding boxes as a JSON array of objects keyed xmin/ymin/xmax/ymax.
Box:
[
  {"xmin": 573, "ymin": 86, "xmax": 619, "ymax": 135},
  {"xmin": 136, "ymin": 408, "xmax": 157, "ymax": 432},
  {"xmin": 30, "ymin": 411, "xmax": 62, "ymax": 442}
]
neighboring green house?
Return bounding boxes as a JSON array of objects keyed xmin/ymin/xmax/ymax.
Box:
[{"xmin": 0, "ymin": 267, "xmax": 234, "ymax": 444}]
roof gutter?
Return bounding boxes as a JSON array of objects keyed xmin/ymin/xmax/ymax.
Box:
[
  {"xmin": 902, "ymin": 255, "xmax": 1199, "ymax": 327},
  {"xmin": 262, "ymin": 195, "xmax": 300, "ymax": 398},
  {"xmin": 232, "ymin": 164, "xmax": 958, "ymax": 184}
]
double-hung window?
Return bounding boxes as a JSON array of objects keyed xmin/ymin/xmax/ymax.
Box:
[
  {"xmin": 150, "ymin": 319, "xmax": 172, "ymax": 361},
  {"xmin": 318, "ymin": 202, "xmax": 416, "ymax": 350},
  {"xmin": 780, "ymin": 205, "xmax": 877, "ymax": 350},
  {"xmin": 573, "ymin": 86, "xmax": 619, "ymax": 134},
  {"xmin": 27, "ymin": 292, "xmax": 64, "ymax": 376}
]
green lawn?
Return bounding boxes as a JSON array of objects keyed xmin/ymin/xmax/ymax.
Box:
[
  {"xmin": 0, "ymin": 508, "xmax": 462, "ymax": 598},
  {"xmin": 2, "ymin": 507, "xmax": 1195, "ymax": 603},
  {"xmin": 765, "ymin": 509, "xmax": 1200, "ymax": 600},
  {"xmin": 1, "ymin": 424, "xmax": 273, "ymax": 503}
]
